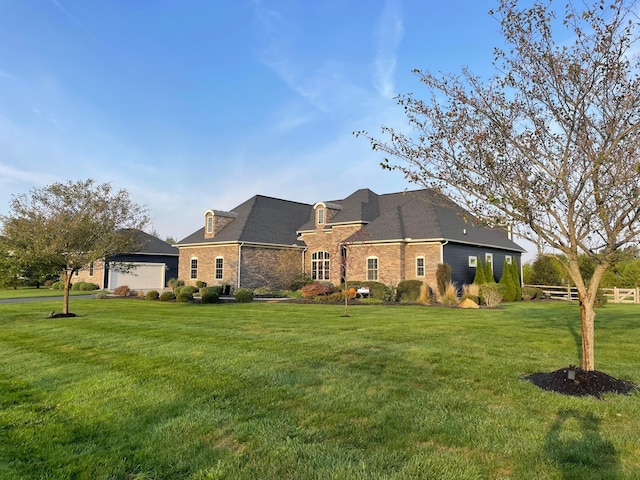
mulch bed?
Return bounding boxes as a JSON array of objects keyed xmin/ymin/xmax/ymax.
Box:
[{"xmin": 524, "ymin": 367, "xmax": 639, "ymax": 398}]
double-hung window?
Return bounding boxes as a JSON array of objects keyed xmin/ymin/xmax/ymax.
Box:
[
  {"xmin": 190, "ymin": 258, "xmax": 198, "ymax": 279},
  {"xmin": 367, "ymin": 257, "xmax": 379, "ymax": 281}
]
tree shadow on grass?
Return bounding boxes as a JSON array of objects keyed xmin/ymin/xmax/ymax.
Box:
[{"xmin": 545, "ymin": 409, "xmax": 620, "ymax": 479}]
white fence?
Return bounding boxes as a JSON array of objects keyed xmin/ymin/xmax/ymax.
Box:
[{"xmin": 525, "ymin": 285, "xmax": 639, "ymax": 304}]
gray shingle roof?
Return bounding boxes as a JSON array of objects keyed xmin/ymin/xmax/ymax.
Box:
[
  {"xmin": 176, "ymin": 195, "xmax": 313, "ymax": 246},
  {"xmin": 131, "ymin": 230, "xmax": 179, "ymax": 255},
  {"xmin": 177, "ymin": 189, "xmax": 525, "ymax": 253}
]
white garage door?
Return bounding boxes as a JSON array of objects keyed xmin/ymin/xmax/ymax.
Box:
[{"xmin": 108, "ymin": 263, "xmax": 166, "ymax": 290}]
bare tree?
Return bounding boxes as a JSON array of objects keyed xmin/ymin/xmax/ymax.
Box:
[
  {"xmin": 357, "ymin": 0, "xmax": 640, "ymax": 370},
  {"xmin": 1, "ymin": 179, "xmax": 149, "ymax": 315}
]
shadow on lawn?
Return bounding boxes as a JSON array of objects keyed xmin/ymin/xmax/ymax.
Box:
[{"xmin": 545, "ymin": 409, "xmax": 620, "ymax": 479}]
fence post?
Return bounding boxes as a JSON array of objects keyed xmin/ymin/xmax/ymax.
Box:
[{"xmin": 636, "ymin": 287, "xmax": 640, "ymax": 305}]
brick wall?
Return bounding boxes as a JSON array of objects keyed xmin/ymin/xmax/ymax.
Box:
[{"xmin": 178, "ymin": 244, "xmax": 238, "ymax": 287}]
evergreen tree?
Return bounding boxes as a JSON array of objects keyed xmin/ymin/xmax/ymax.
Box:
[
  {"xmin": 472, "ymin": 257, "xmax": 486, "ymax": 284},
  {"xmin": 510, "ymin": 259, "xmax": 522, "ymax": 301},
  {"xmin": 484, "ymin": 258, "xmax": 494, "ymax": 283},
  {"xmin": 499, "ymin": 259, "xmax": 516, "ymax": 301}
]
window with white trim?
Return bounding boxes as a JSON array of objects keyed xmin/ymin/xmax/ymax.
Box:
[
  {"xmin": 485, "ymin": 253, "xmax": 493, "ymax": 266},
  {"xmin": 206, "ymin": 215, "xmax": 213, "ymax": 234},
  {"xmin": 317, "ymin": 208, "xmax": 325, "ymax": 225},
  {"xmin": 505, "ymin": 255, "xmax": 512, "ymax": 265},
  {"xmin": 190, "ymin": 258, "xmax": 198, "ymax": 279},
  {"xmin": 416, "ymin": 257, "xmax": 425, "ymax": 277},
  {"xmin": 311, "ymin": 251, "xmax": 330, "ymax": 280},
  {"xmin": 367, "ymin": 257, "xmax": 379, "ymax": 281},
  {"xmin": 215, "ymin": 257, "xmax": 224, "ymax": 280},
  {"xmin": 469, "ymin": 256, "xmax": 478, "ymax": 268}
]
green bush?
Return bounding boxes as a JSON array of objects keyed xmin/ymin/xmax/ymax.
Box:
[
  {"xmin": 253, "ymin": 286, "xmax": 273, "ymax": 296},
  {"xmin": 200, "ymin": 287, "xmax": 220, "ymax": 304},
  {"xmin": 50, "ymin": 281, "xmax": 65, "ymax": 290},
  {"xmin": 499, "ymin": 259, "xmax": 517, "ymax": 302},
  {"xmin": 195, "ymin": 280, "xmax": 207, "ymax": 289},
  {"xmin": 396, "ymin": 280, "xmax": 423, "ymax": 302},
  {"xmin": 145, "ymin": 290, "xmax": 160, "ymax": 301},
  {"xmin": 80, "ymin": 282, "xmax": 99, "ymax": 291},
  {"xmin": 479, "ymin": 283, "xmax": 505, "ymax": 308},
  {"xmin": 473, "ymin": 258, "xmax": 486, "ymax": 284},
  {"xmin": 314, "ymin": 292, "xmax": 343, "ymax": 303},
  {"xmin": 180, "ymin": 285, "xmax": 197, "ymax": 296},
  {"xmin": 176, "ymin": 292, "xmax": 193, "ymax": 303},
  {"xmin": 342, "ymin": 281, "xmax": 390, "ymax": 300},
  {"xmin": 234, "ymin": 288, "xmax": 254, "ymax": 303},
  {"xmin": 159, "ymin": 291, "xmax": 176, "ymax": 302},
  {"xmin": 168, "ymin": 278, "xmax": 185, "ymax": 291}
]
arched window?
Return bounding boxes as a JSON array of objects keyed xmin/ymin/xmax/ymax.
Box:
[
  {"xmin": 190, "ymin": 258, "xmax": 198, "ymax": 279},
  {"xmin": 206, "ymin": 215, "xmax": 214, "ymax": 234},
  {"xmin": 311, "ymin": 251, "xmax": 330, "ymax": 280},
  {"xmin": 416, "ymin": 257, "xmax": 425, "ymax": 277},
  {"xmin": 215, "ymin": 257, "xmax": 224, "ymax": 280},
  {"xmin": 367, "ymin": 256, "xmax": 379, "ymax": 281}
]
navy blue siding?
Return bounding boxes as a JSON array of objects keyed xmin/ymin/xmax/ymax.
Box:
[
  {"xmin": 104, "ymin": 254, "xmax": 179, "ymax": 288},
  {"xmin": 443, "ymin": 243, "xmax": 521, "ymax": 286}
]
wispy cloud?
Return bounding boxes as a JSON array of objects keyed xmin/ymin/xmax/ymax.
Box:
[
  {"xmin": 50, "ymin": 0, "xmax": 99, "ymax": 43},
  {"xmin": 251, "ymin": 2, "xmax": 367, "ymax": 114},
  {"xmin": 0, "ymin": 70, "xmax": 16, "ymax": 80},
  {"xmin": 373, "ymin": 0, "xmax": 403, "ymax": 98}
]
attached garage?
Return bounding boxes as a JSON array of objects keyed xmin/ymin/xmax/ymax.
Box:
[{"xmin": 108, "ymin": 262, "xmax": 167, "ymax": 291}]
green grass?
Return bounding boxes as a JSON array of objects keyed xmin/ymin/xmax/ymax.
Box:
[
  {"xmin": 0, "ymin": 300, "xmax": 639, "ymax": 479},
  {"xmin": 0, "ymin": 286, "xmax": 98, "ymax": 300}
]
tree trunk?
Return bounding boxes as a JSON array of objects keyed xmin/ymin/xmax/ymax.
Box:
[
  {"xmin": 62, "ymin": 269, "xmax": 71, "ymax": 315},
  {"xmin": 579, "ymin": 299, "xmax": 596, "ymax": 371}
]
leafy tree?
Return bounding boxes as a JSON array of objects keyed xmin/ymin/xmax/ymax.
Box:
[
  {"xmin": 0, "ymin": 179, "xmax": 149, "ymax": 314},
  {"xmin": 528, "ymin": 255, "xmax": 563, "ymax": 286},
  {"xmin": 358, "ymin": 0, "xmax": 640, "ymax": 370}
]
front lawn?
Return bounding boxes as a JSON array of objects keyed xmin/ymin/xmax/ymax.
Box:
[
  {"xmin": 0, "ymin": 300, "xmax": 638, "ymax": 479},
  {"xmin": 0, "ymin": 286, "xmax": 98, "ymax": 300}
]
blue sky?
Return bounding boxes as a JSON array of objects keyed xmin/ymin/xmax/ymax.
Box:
[{"xmin": 0, "ymin": 0, "xmax": 509, "ymax": 245}]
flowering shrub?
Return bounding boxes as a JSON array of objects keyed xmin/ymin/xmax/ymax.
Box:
[{"xmin": 301, "ymin": 282, "xmax": 333, "ymax": 298}]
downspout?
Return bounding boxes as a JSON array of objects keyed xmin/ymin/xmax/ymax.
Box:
[
  {"xmin": 302, "ymin": 247, "xmax": 307, "ymax": 277},
  {"xmin": 440, "ymin": 240, "xmax": 448, "ymax": 264},
  {"xmin": 237, "ymin": 243, "xmax": 244, "ymax": 289}
]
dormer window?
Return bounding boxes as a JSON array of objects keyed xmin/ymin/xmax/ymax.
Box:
[
  {"xmin": 206, "ymin": 215, "xmax": 213, "ymax": 234},
  {"xmin": 317, "ymin": 208, "xmax": 325, "ymax": 225}
]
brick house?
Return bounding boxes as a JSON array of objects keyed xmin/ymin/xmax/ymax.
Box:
[{"xmin": 175, "ymin": 188, "xmax": 525, "ymax": 290}]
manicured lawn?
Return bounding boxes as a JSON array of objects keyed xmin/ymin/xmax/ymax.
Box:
[
  {"xmin": 1, "ymin": 299, "xmax": 638, "ymax": 479},
  {"xmin": 0, "ymin": 287, "xmax": 98, "ymax": 300}
]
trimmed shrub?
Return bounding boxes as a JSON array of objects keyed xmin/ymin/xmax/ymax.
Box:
[
  {"xmin": 396, "ymin": 280, "xmax": 423, "ymax": 302},
  {"xmin": 200, "ymin": 287, "xmax": 220, "ymax": 304},
  {"xmin": 159, "ymin": 291, "xmax": 176, "ymax": 302},
  {"xmin": 480, "ymin": 283, "xmax": 505, "ymax": 308},
  {"xmin": 50, "ymin": 281, "xmax": 65, "ymax": 290},
  {"xmin": 113, "ymin": 285, "xmax": 131, "ymax": 297},
  {"xmin": 195, "ymin": 280, "xmax": 207, "ymax": 289},
  {"xmin": 168, "ymin": 278, "xmax": 185, "ymax": 291},
  {"xmin": 314, "ymin": 292, "xmax": 343, "ymax": 304},
  {"xmin": 145, "ymin": 290, "xmax": 160, "ymax": 301},
  {"xmin": 176, "ymin": 292, "xmax": 193, "ymax": 303},
  {"xmin": 436, "ymin": 263, "xmax": 452, "ymax": 296},
  {"xmin": 234, "ymin": 288, "xmax": 254, "ymax": 303},
  {"xmin": 180, "ymin": 285, "xmax": 197, "ymax": 296},
  {"xmin": 301, "ymin": 282, "xmax": 333, "ymax": 298},
  {"xmin": 253, "ymin": 286, "xmax": 273, "ymax": 296},
  {"xmin": 343, "ymin": 281, "xmax": 390, "ymax": 300}
]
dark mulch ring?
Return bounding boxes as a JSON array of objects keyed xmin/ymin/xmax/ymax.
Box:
[
  {"xmin": 524, "ymin": 367, "xmax": 639, "ymax": 398},
  {"xmin": 47, "ymin": 311, "xmax": 77, "ymax": 318}
]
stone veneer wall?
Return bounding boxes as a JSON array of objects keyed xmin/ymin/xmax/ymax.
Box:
[{"xmin": 240, "ymin": 246, "xmax": 304, "ymax": 289}]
